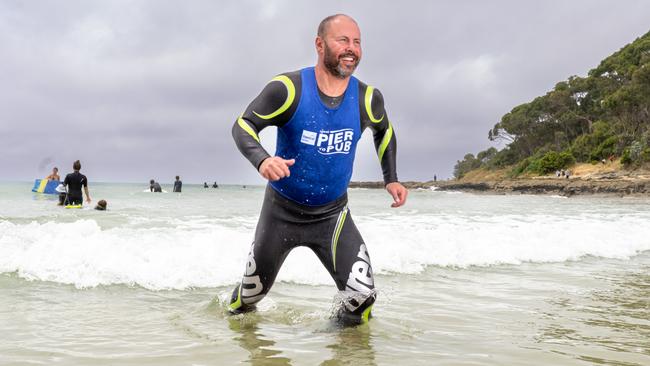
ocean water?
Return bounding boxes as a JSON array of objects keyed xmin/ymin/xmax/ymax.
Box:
[{"xmin": 1, "ymin": 182, "xmax": 649, "ymax": 365}]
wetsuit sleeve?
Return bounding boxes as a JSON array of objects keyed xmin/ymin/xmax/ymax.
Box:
[
  {"xmin": 232, "ymin": 71, "xmax": 301, "ymax": 170},
  {"xmin": 360, "ymin": 85, "xmax": 398, "ymax": 185}
]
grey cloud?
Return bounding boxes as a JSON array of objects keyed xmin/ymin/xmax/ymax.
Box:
[{"xmin": 1, "ymin": 0, "xmax": 649, "ymax": 183}]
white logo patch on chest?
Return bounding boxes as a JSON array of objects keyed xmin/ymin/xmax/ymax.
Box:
[
  {"xmin": 301, "ymin": 128, "xmax": 354, "ymax": 155},
  {"xmin": 300, "ymin": 130, "xmax": 317, "ymax": 145}
]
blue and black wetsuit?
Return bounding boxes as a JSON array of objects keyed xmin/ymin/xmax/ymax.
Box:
[{"xmin": 230, "ymin": 67, "xmax": 399, "ymax": 324}]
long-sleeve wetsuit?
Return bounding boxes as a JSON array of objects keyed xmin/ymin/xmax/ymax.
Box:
[
  {"xmin": 232, "ymin": 69, "xmax": 398, "ymax": 192},
  {"xmin": 229, "ymin": 67, "xmax": 399, "ymax": 325}
]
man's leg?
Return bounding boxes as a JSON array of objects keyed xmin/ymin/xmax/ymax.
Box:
[
  {"xmin": 313, "ymin": 207, "xmax": 376, "ymax": 325},
  {"xmin": 228, "ymin": 240, "xmax": 291, "ymax": 313},
  {"xmin": 229, "ymin": 190, "xmax": 294, "ymax": 314}
]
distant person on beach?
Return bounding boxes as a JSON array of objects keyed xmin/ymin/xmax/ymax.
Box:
[
  {"xmin": 63, "ymin": 160, "xmax": 91, "ymax": 205},
  {"xmin": 95, "ymin": 199, "xmax": 107, "ymax": 211},
  {"xmin": 204, "ymin": 182, "xmax": 209, "ymax": 188},
  {"xmin": 149, "ymin": 179, "xmax": 162, "ymax": 192},
  {"xmin": 46, "ymin": 167, "xmax": 60, "ymax": 181},
  {"xmin": 228, "ymin": 14, "xmax": 407, "ymax": 325},
  {"xmin": 173, "ymin": 176, "xmax": 182, "ymax": 193},
  {"xmin": 212, "ymin": 181, "xmax": 219, "ymax": 188},
  {"xmin": 566, "ymin": 170, "xmax": 571, "ymax": 179},
  {"xmin": 434, "ymin": 174, "xmax": 437, "ymax": 182}
]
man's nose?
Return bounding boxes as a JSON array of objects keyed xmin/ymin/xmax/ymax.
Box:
[{"xmin": 345, "ymin": 42, "xmax": 359, "ymax": 53}]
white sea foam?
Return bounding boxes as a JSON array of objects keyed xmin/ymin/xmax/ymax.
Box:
[
  {"xmin": 0, "ymin": 220, "xmax": 250, "ymax": 290},
  {"xmin": 2, "ymin": 211, "xmax": 649, "ymax": 290},
  {"xmin": 358, "ymin": 213, "xmax": 650, "ymax": 272}
]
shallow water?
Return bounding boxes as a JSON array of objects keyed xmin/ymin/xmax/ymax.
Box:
[{"xmin": 1, "ymin": 182, "xmax": 649, "ymax": 365}]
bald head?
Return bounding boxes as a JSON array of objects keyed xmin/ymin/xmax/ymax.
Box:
[{"xmin": 317, "ymin": 14, "xmax": 359, "ymax": 38}]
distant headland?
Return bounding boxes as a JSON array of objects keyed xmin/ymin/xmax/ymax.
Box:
[
  {"xmin": 446, "ymin": 30, "xmax": 650, "ymax": 193},
  {"xmin": 350, "ymin": 161, "xmax": 650, "ymax": 196}
]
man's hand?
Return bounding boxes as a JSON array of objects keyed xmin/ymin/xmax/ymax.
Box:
[
  {"xmin": 259, "ymin": 157, "xmax": 296, "ymax": 181},
  {"xmin": 386, "ymin": 182, "xmax": 408, "ymax": 208}
]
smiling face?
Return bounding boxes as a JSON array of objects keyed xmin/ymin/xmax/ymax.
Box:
[{"xmin": 317, "ymin": 15, "xmax": 362, "ymax": 79}]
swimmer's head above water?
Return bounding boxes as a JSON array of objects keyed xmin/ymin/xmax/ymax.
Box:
[{"xmin": 95, "ymin": 199, "xmax": 107, "ymax": 211}]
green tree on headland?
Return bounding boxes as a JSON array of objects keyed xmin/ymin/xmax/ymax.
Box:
[{"xmin": 454, "ymin": 30, "xmax": 650, "ymax": 179}]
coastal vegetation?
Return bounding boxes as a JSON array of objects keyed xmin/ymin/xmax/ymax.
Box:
[{"xmin": 454, "ymin": 30, "xmax": 650, "ymax": 179}]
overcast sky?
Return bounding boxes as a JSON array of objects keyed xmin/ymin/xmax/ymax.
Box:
[{"xmin": 1, "ymin": 0, "xmax": 649, "ymax": 184}]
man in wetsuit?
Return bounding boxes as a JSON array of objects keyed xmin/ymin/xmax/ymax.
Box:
[
  {"xmin": 173, "ymin": 176, "xmax": 182, "ymax": 193},
  {"xmin": 149, "ymin": 179, "xmax": 162, "ymax": 192},
  {"xmin": 229, "ymin": 14, "xmax": 408, "ymax": 325},
  {"xmin": 63, "ymin": 160, "xmax": 91, "ymax": 205}
]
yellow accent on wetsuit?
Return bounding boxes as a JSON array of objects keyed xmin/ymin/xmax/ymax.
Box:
[
  {"xmin": 378, "ymin": 122, "xmax": 393, "ymax": 162},
  {"xmin": 237, "ymin": 116, "xmax": 260, "ymax": 143},
  {"xmin": 364, "ymin": 86, "xmax": 384, "ymax": 123},
  {"xmin": 229, "ymin": 284, "xmax": 243, "ymax": 311},
  {"xmin": 253, "ymin": 75, "xmax": 296, "ymax": 120},
  {"xmin": 331, "ymin": 206, "xmax": 348, "ymax": 272},
  {"xmin": 361, "ymin": 305, "xmax": 373, "ymax": 323}
]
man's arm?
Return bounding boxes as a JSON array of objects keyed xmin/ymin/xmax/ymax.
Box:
[
  {"xmin": 360, "ymin": 84, "xmax": 407, "ymax": 207},
  {"xmin": 83, "ymin": 185, "xmax": 91, "ymax": 203},
  {"xmin": 231, "ymin": 71, "xmax": 301, "ymax": 179}
]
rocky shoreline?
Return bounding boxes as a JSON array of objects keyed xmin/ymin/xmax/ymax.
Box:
[{"xmin": 350, "ymin": 175, "xmax": 650, "ymax": 196}]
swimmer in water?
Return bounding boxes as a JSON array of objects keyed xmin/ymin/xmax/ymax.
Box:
[
  {"xmin": 62, "ymin": 160, "xmax": 91, "ymax": 206},
  {"xmin": 149, "ymin": 179, "xmax": 162, "ymax": 192}
]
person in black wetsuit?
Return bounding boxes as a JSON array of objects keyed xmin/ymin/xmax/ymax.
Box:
[
  {"xmin": 173, "ymin": 176, "xmax": 182, "ymax": 193},
  {"xmin": 63, "ymin": 160, "xmax": 91, "ymax": 205},
  {"xmin": 228, "ymin": 14, "xmax": 408, "ymax": 325},
  {"xmin": 149, "ymin": 179, "xmax": 162, "ymax": 192}
]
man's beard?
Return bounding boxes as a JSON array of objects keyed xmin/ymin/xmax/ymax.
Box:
[{"xmin": 323, "ymin": 41, "xmax": 360, "ymax": 79}]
